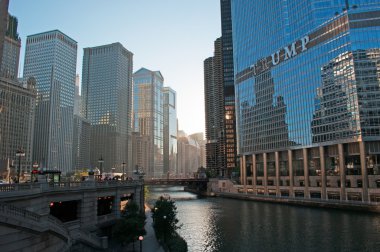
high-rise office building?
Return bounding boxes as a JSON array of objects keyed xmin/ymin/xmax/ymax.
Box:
[
  {"xmin": 133, "ymin": 68, "xmax": 164, "ymax": 178},
  {"xmin": 1, "ymin": 14, "xmax": 21, "ymax": 79},
  {"xmin": 233, "ymin": 0, "xmax": 380, "ymax": 203},
  {"xmin": 0, "ymin": 0, "xmax": 9, "ymax": 69},
  {"xmin": 220, "ymin": 0, "xmax": 238, "ymax": 175},
  {"xmin": 72, "ymin": 74, "xmax": 90, "ymax": 172},
  {"xmin": 23, "ymin": 30, "xmax": 77, "ymax": 174},
  {"xmin": 177, "ymin": 131, "xmax": 201, "ymax": 178},
  {"xmin": 204, "ymin": 38, "xmax": 225, "ymax": 176},
  {"xmin": 0, "ymin": 77, "xmax": 36, "ymax": 181},
  {"xmin": 162, "ymin": 87, "xmax": 177, "ymax": 176},
  {"xmin": 82, "ymin": 43, "xmax": 133, "ymax": 173}
]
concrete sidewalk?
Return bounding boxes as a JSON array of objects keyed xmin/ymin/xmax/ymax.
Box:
[{"xmin": 140, "ymin": 205, "xmax": 164, "ymax": 252}]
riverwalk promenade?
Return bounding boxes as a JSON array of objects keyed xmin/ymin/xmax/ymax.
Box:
[{"xmin": 113, "ymin": 205, "xmax": 164, "ymax": 252}]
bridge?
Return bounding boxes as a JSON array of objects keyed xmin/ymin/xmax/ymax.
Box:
[
  {"xmin": 145, "ymin": 178, "xmax": 209, "ymax": 193},
  {"xmin": 0, "ymin": 176, "xmax": 144, "ymax": 251}
]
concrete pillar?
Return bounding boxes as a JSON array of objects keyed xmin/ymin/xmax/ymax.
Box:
[
  {"xmin": 263, "ymin": 153, "xmax": 268, "ymax": 195},
  {"xmin": 252, "ymin": 154, "xmax": 257, "ymax": 194},
  {"xmin": 275, "ymin": 151, "xmax": 280, "ymax": 196},
  {"xmin": 359, "ymin": 141, "xmax": 369, "ymax": 202},
  {"xmin": 114, "ymin": 191, "xmax": 121, "ymax": 218},
  {"xmin": 320, "ymin": 146, "xmax": 327, "ymax": 200},
  {"xmin": 288, "ymin": 150, "xmax": 294, "ymax": 197},
  {"xmin": 81, "ymin": 192, "xmax": 97, "ymax": 229},
  {"xmin": 242, "ymin": 155, "xmax": 247, "ymax": 193},
  {"xmin": 240, "ymin": 156, "xmax": 244, "ymax": 185},
  {"xmin": 338, "ymin": 143, "xmax": 346, "ymax": 201},
  {"xmin": 303, "ymin": 148, "xmax": 310, "ymax": 199}
]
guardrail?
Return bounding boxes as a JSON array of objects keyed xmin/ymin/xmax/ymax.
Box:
[{"xmin": 0, "ymin": 180, "xmax": 142, "ymax": 194}]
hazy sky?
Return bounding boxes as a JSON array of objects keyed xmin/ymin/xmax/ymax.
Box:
[{"xmin": 9, "ymin": 0, "xmax": 221, "ymax": 136}]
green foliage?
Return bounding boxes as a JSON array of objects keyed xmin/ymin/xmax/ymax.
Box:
[
  {"xmin": 167, "ymin": 233, "xmax": 188, "ymax": 252},
  {"xmin": 152, "ymin": 196, "xmax": 180, "ymax": 241},
  {"xmin": 112, "ymin": 201, "xmax": 146, "ymax": 245}
]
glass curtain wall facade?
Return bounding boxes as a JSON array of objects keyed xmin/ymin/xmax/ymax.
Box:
[
  {"xmin": 221, "ymin": 0, "xmax": 238, "ymax": 176},
  {"xmin": 24, "ymin": 30, "xmax": 77, "ymax": 174},
  {"xmin": 133, "ymin": 68, "xmax": 164, "ymax": 178},
  {"xmin": 82, "ymin": 43, "xmax": 133, "ymax": 173},
  {"xmin": 233, "ymin": 0, "xmax": 380, "ymax": 203},
  {"xmin": 163, "ymin": 87, "xmax": 177, "ymax": 177}
]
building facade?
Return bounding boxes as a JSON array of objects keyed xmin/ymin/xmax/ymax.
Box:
[
  {"xmin": 162, "ymin": 87, "xmax": 177, "ymax": 176},
  {"xmin": 177, "ymin": 131, "xmax": 201, "ymax": 178},
  {"xmin": 233, "ymin": 0, "xmax": 380, "ymax": 203},
  {"xmin": 23, "ymin": 30, "xmax": 77, "ymax": 174},
  {"xmin": 133, "ymin": 68, "xmax": 164, "ymax": 178},
  {"xmin": 0, "ymin": 77, "xmax": 36, "ymax": 180},
  {"xmin": 220, "ymin": 0, "xmax": 238, "ymax": 175},
  {"xmin": 204, "ymin": 38, "xmax": 225, "ymax": 176},
  {"xmin": 82, "ymin": 43, "xmax": 133, "ymax": 173},
  {"xmin": 1, "ymin": 14, "xmax": 21, "ymax": 79},
  {"xmin": 0, "ymin": 0, "xmax": 9, "ymax": 69}
]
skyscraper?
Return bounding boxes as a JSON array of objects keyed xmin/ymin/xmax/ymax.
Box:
[
  {"xmin": 204, "ymin": 38, "xmax": 225, "ymax": 176},
  {"xmin": 162, "ymin": 87, "xmax": 177, "ymax": 177},
  {"xmin": 0, "ymin": 0, "xmax": 9, "ymax": 69},
  {"xmin": 1, "ymin": 13, "xmax": 21, "ymax": 79},
  {"xmin": 82, "ymin": 43, "xmax": 133, "ymax": 173},
  {"xmin": 23, "ymin": 30, "xmax": 77, "ymax": 174},
  {"xmin": 220, "ymin": 0, "xmax": 238, "ymax": 176},
  {"xmin": 133, "ymin": 68, "xmax": 164, "ymax": 178},
  {"xmin": 233, "ymin": 0, "xmax": 380, "ymax": 203}
]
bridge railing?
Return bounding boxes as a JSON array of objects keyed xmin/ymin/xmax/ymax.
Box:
[
  {"xmin": 0, "ymin": 203, "xmax": 70, "ymax": 242},
  {"xmin": 0, "ymin": 180, "xmax": 142, "ymax": 194}
]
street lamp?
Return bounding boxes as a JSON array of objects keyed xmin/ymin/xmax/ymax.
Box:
[
  {"xmin": 16, "ymin": 148, "xmax": 25, "ymax": 183},
  {"xmin": 122, "ymin": 162, "xmax": 126, "ymax": 181},
  {"xmin": 163, "ymin": 215, "xmax": 167, "ymax": 242},
  {"xmin": 98, "ymin": 156, "xmax": 104, "ymax": 178},
  {"xmin": 138, "ymin": 235, "xmax": 144, "ymax": 252}
]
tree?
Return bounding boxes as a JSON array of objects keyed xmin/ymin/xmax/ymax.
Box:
[
  {"xmin": 112, "ymin": 201, "xmax": 146, "ymax": 248},
  {"xmin": 152, "ymin": 196, "xmax": 180, "ymax": 242}
]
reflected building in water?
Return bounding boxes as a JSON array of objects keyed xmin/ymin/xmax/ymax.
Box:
[{"xmin": 234, "ymin": 1, "xmax": 380, "ymax": 203}]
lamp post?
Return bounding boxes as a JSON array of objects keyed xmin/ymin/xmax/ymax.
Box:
[
  {"xmin": 98, "ymin": 156, "xmax": 104, "ymax": 178},
  {"xmin": 163, "ymin": 215, "xmax": 167, "ymax": 242},
  {"xmin": 16, "ymin": 148, "xmax": 25, "ymax": 183},
  {"xmin": 138, "ymin": 235, "xmax": 143, "ymax": 252},
  {"xmin": 122, "ymin": 162, "xmax": 126, "ymax": 181}
]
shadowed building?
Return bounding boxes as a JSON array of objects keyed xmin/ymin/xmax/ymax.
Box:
[
  {"xmin": 23, "ymin": 30, "xmax": 77, "ymax": 174},
  {"xmin": 82, "ymin": 43, "xmax": 133, "ymax": 173}
]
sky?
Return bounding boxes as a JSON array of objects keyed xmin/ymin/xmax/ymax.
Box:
[{"xmin": 9, "ymin": 0, "xmax": 221, "ymax": 136}]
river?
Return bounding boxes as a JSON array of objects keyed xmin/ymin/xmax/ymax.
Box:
[{"xmin": 147, "ymin": 185, "xmax": 380, "ymax": 252}]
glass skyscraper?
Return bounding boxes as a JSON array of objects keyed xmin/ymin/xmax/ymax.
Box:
[
  {"xmin": 82, "ymin": 43, "xmax": 133, "ymax": 173},
  {"xmin": 133, "ymin": 68, "xmax": 164, "ymax": 178},
  {"xmin": 233, "ymin": 0, "xmax": 380, "ymax": 203},
  {"xmin": 163, "ymin": 87, "xmax": 177, "ymax": 177},
  {"xmin": 24, "ymin": 30, "xmax": 77, "ymax": 174}
]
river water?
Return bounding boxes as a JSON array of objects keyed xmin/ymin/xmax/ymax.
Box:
[{"xmin": 147, "ymin": 185, "xmax": 380, "ymax": 252}]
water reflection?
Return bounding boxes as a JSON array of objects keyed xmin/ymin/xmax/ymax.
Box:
[{"xmin": 147, "ymin": 186, "xmax": 380, "ymax": 252}]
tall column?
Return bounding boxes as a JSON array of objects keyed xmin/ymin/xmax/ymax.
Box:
[
  {"xmin": 275, "ymin": 151, "xmax": 280, "ymax": 196},
  {"xmin": 320, "ymin": 146, "xmax": 327, "ymax": 200},
  {"xmin": 288, "ymin": 150, "xmax": 294, "ymax": 197},
  {"xmin": 263, "ymin": 153, "xmax": 268, "ymax": 195},
  {"xmin": 303, "ymin": 148, "xmax": 310, "ymax": 199},
  {"xmin": 240, "ymin": 156, "xmax": 244, "ymax": 185},
  {"xmin": 359, "ymin": 141, "xmax": 369, "ymax": 202},
  {"xmin": 338, "ymin": 143, "xmax": 346, "ymax": 201},
  {"xmin": 242, "ymin": 155, "xmax": 247, "ymax": 193},
  {"xmin": 252, "ymin": 154, "xmax": 257, "ymax": 194}
]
